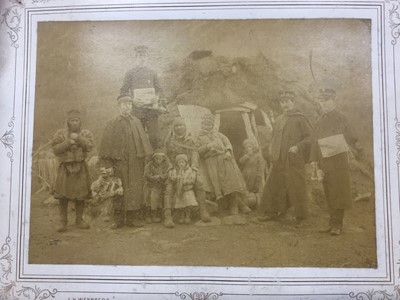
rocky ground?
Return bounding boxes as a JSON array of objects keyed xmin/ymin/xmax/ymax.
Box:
[{"xmin": 29, "ymin": 178, "xmax": 376, "ymax": 268}]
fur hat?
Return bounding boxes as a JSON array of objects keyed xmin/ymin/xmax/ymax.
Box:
[
  {"xmin": 153, "ymin": 148, "xmax": 166, "ymax": 158},
  {"xmin": 97, "ymin": 160, "xmax": 113, "ymax": 169},
  {"xmin": 173, "ymin": 116, "xmax": 186, "ymax": 127},
  {"xmin": 243, "ymin": 138, "xmax": 258, "ymax": 148},
  {"xmin": 201, "ymin": 113, "xmax": 215, "ymax": 125},
  {"xmin": 67, "ymin": 109, "xmax": 80, "ymax": 121},
  {"xmin": 175, "ymin": 154, "xmax": 188, "ymax": 163}
]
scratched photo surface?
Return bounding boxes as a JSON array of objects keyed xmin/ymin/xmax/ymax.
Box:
[{"xmin": 29, "ymin": 19, "xmax": 376, "ymax": 267}]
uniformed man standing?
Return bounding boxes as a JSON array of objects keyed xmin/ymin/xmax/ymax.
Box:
[
  {"xmin": 310, "ymin": 88, "xmax": 363, "ymax": 236},
  {"xmin": 258, "ymin": 91, "xmax": 312, "ymax": 228},
  {"xmin": 120, "ymin": 45, "xmax": 167, "ymax": 149},
  {"xmin": 99, "ymin": 95, "xmax": 153, "ymax": 229}
]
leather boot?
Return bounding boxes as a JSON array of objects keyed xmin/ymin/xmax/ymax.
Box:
[
  {"xmin": 131, "ymin": 210, "xmax": 144, "ymax": 228},
  {"xmin": 229, "ymin": 194, "xmax": 239, "ymax": 216},
  {"xmin": 196, "ymin": 188, "xmax": 211, "ymax": 222},
  {"xmin": 57, "ymin": 199, "xmax": 68, "ymax": 232},
  {"xmin": 184, "ymin": 207, "xmax": 191, "ymax": 225},
  {"xmin": 110, "ymin": 209, "xmax": 124, "ymax": 229},
  {"xmin": 163, "ymin": 209, "xmax": 175, "ymax": 228},
  {"xmin": 75, "ymin": 201, "xmax": 90, "ymax": 229},
  {"xmin": 177, "ymin": 209, "xmax": 185, "ymax": 224},
  {"xmin": 238, "ymin": 198, "xmax": 252, "ymax": 214},
  {"xmin": 125, "ymin": 210, "xmax": 134, "ymax": 227},
  {"xmin": 145, "ymin": 207, "xmax": 152, "ymax": 224},
  {"xmin": 151, "ymin": 209, "xmax": 161, "ymax": 223}
]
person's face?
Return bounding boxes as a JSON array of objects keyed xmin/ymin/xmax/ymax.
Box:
[
  {"xmin": 318, "ymin": 97, "xmax": 336, "ymax": 114},
  {"xmin": 244, "ymin": 144, "xmax": 253, "ymax": 154},
  {"xmin": 154, "ymin": 155, "xmax": 164, "ymax": 165},
  {"xmin": 201, "ymin": 122, "xmax": 214, "ymax": 132},
  {"xmin": 119, "ymin": 102, "xmax": 132, "ymax": 117},
  {"xmin": 279, "ymin": 98, "xmax": 295, "ymax": 113},
  {"xmin": 136, "ymin": 52, "xmax": 148, "ymax": 67},
  {"xmin": 68, "ymin": 118, "xmax": 81, "ymax": 132},
  {"xmin": 105, "ymin": 167, "xmax": 114, "ymax": 177},
  {"xmin": 100, "ymin": 167, "xmax": 108, "ymax": 178},
  {"xmin": 174, "ymin": 124, "xmax": 186, "ymax": 137},
  {"xmin": 177, "ymin": 159, "xmax": 187, "ymax": 169}
]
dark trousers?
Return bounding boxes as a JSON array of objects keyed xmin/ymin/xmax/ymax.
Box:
[
  {"xmin": 329, "ymin": 208, "xmax": 345, "ymax": 229},
  {"xmin": 260, "ymin": 157, "xmax": 309, "ymax": 220},
  {"xmin": 140, "ymin": 117, "xmax": 159, "ymax": 149}
]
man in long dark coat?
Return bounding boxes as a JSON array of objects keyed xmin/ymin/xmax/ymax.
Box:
[
  {"xmin": 99, "ymin": 95, "xmax": 153, "ymax": 229},
  {"xmin": 310, "ymin": 88, "xmax": 362, "ymax": 236},
  {"xmin": 52, "ymin": 109, "xmax": 94, "ymax": 232},
  {"xmin": 163, "ymin": 117, "xmax": 211, "ymax": 228},
  {"xmin": 120, "ymin": 45, "xmax": 166, "ymax": 149},
  {"xmin": 258, "ymin": 91, "xmax": 312, "ymax": 227}
]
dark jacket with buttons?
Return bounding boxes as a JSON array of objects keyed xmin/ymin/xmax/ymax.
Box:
[
  {"xmin": 120, "ymin": 66, "xmax": 164, "ymax": 120},
  {"xmin": 310, "ymin": 109, "xmax": 358, "ymax": 209}
]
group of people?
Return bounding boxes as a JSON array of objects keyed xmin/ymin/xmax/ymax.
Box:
[
  {"xmin": 260, "ymin": 89, "xmax": 363, "ymax": 236},
  {"xmin": 50, "ymin": 46, "xmax": 363, "ymax": 237}
]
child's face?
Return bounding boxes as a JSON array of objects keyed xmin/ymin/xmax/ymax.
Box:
[
  {"xmin": 100, "ymin": 167, "xmax": 108, "ymax": 178},
  {"xmin": 245, "ymin": 144, "xmax": 253, "ymax": 154},
  {"xmin": 154, "ymin": 156, "xmax": 164, "ymax": 165},
  {"xmin": 177, "ymin": 159, "xmax": 187, "ymax": 168},
  {"xmin": 105, "ymin": 167, "xmax": 114, "ymax": 176}
]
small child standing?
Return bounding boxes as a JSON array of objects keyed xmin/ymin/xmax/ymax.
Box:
[
  {"xmin": 91, "ymin": 164, "xmax": 124, "ymax": 228},
  {"xmin": 239, "ymin": 139, "xmax": 266, "ymax": 208},
  {"xmin": 172, "ymin": 154, "xmax": 198, "ymax": 225},
  {"xmin": 144, "ymin": 149, "xmax": 171, "ymax": 223}
]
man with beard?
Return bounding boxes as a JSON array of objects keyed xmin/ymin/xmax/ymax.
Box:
[
  {"xmin": 52, "ymin": 109, "xmax": 94, "ymax": 232},
  {"xmin": 99, "ymin": 95, "xmax": 153, "ymax": 229},
  {"xmin": 310, "ymin": 88, "xmax": 363, "ymax": 236},
  {"xmin": 120, "ymin": 45, "xmax": 166, "ymax": 149},
  {"xmin": 258, "ymin": 91, "xmax": 312, "ymax": 228},
  {"xmin": 163, "ymin": 117, "xmax": 211, "ymax": 228}
]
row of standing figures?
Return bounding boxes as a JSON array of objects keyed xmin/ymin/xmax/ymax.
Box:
[{"xmin": 50, "ymin": 88, "xmax": 363, "ymax": 237}]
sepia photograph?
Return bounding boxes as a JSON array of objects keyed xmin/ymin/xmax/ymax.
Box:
[{"xmin": 28, "ymin": 19, "xmax": 376, "ymax": 268}]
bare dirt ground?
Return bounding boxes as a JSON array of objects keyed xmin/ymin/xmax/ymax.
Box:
[{"xmin": 28, "ymin": 182, "xmax": 376, "ymax": 268}]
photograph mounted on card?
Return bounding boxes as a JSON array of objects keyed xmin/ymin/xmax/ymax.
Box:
[{"xmin": 0, "ymin": 0, "xmax": 398, "ymax": 299}]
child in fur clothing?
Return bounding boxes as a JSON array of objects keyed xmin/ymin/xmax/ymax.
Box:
[
  {"xmin": 144, "ymin": 149, "xmax": 171, "ymax": 223},
  {"xmin": 90, "ymin": 165, "xmax": 123, "ymax": 223},
  {"xmin": 171, "ymin": 154, "xmax": 198, "ymax": 224},
  {"xmin": 239, "ymin": 139, "xmax": 266, "ymax": 208}
]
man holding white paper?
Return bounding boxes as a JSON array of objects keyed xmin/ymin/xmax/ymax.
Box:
[
  {"xmin": 120, "ymin": 45, "xmax": 167, "ymax": 148},
  {"xmin": 310, "ymin": 88, "xmax": 363, "ymax": 236}
]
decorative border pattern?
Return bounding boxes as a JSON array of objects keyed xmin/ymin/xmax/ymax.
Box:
[
  {"xmin": 349, "ymin": 286, "xmax": 400, "ymax": 300},
  {"xmin": 175, "ymin": 292, "xmax": 224, "ymax": 300},
  {"xmin": 0, "ymin": 0, "xmax": 399, "ymax": 299},
  {"xmin": 0, "ymin": 118, "xmax": 15, "ymax": 162},
  {"xmin": 1, "ymin": 0, "xmax": 59, "ymax": 299},
  {"xmin": 1, "ymin": 4, "xmax": 22, "ymax": 48},
  {"xmin": 1, "ymin": 238, "xmax": 58, "ymax": 300}
]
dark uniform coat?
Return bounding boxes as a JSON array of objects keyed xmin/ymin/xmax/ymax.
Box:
[
  {"xmin": 52, "ymin": 128, "xmax": 94, "ymax": 201},
  {"xmin": 99, "ymin": 114, "xmax": 153, "ymax": 211},
  {"xmin": 120, "ymin": 66, "xmax": 164, "ymax": 120},
  {"xmin": 261, "ymin": 110, "xmax": 312, "ymax": 218},
  {"xmin": 310, "ymin": 109, "xmax": 358, "ymax": 210}
]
